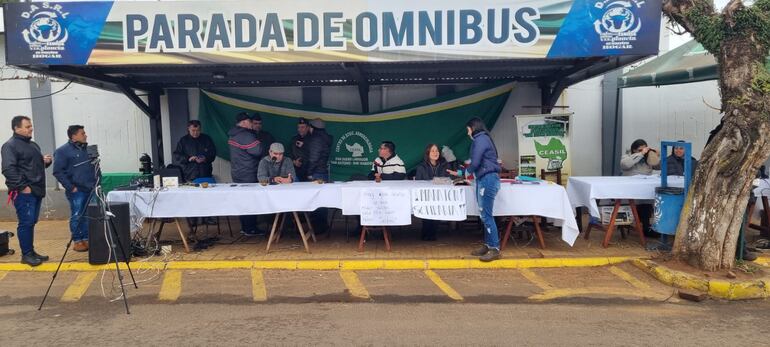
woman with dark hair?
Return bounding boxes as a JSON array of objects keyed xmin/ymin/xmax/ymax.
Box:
[
  {"xmin": 464, "ymin": 118, "xmax": 502, "ymax": 262},
  {"xmin": 666, "ymin": 141, "xmax": 698, "ymax": 177},
  {"xmin": 620, "ymin": 138, "xmax": 661, "ymax": 238},
  {"xmin": 620, "ymin": 139, "xmax": 660, "ymax": 176},
  {"xmin": 415, "ymin": 143, "xmax": 452, "ymax": 241}
]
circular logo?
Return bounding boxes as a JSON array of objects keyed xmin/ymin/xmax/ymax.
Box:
[
  {"xmin": 26, "ymin": 12, "xmax": 67, "ymax": 44},
  {"xmin": 601, "ymin": 7, "xmax": 635, "ymax": 33}
]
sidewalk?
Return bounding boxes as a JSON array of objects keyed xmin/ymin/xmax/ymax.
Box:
[{"xmin": 0, "ymin": 217, "xmax": 651, "ymax": 264}]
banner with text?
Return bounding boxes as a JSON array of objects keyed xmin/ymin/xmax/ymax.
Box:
[
  {"xmin": 516, "ymin": 113, "xmax": 572, "ymax": 182},
  {"xmin": 3, "ymin": 0, "xmax": 662, "ymax": 65},
  {"xmin": 412, "ymin": 187, "xmax": 467, "ymax": 221},
  {"xmin": 199, "ymin": 82, "xmax": 512, "ymax": 182}
]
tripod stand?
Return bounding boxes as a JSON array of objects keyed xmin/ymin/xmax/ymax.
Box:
[{"xmin": 39, "ymin": 158, "xmax": 137, "ymax": 314}]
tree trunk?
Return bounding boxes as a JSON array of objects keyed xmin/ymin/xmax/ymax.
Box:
[{"xmin": 673, "ymin": 38, "xmax": 770, "ymax": 270}]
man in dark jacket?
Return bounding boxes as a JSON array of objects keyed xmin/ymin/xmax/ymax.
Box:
[
  {"xmin": 304, "ymin": 118, "xmax": 333, "ymax": 182},
  {"xmin": 252, "ymin": 113, "xmax": 275, "ymax": 160},
  {"xmin": 290, "ymin": 118, "xmax": 311, "ymax": 182},
  {"xmin": 53, "ymin": 125, "xmax": 100, "ymax": 252},
  {"xmin": 228, "ymin": 112, "xmax": 264, "ymax": 235},
  {"xmin": 172, "ymin": 120, "xmax": 217, "ymax": 182},
  {"xmin": 666, "ymin": 143, "xmax": 699, "ymax": 177},
  {"xmin": 1, "ymin": 116, "xmax": 53, "ymax": 266}
]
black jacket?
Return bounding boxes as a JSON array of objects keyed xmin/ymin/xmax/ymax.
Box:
[
  {"xmin": 415, "ymin": 159, "xmax": 450, "ymax": 180},
  {"xmin": 666, "ymin": 155, "xmax": 698, "ymax": 177},
  {"xmin": 228, "ymin": 126, "xmax": 262, "ymax": 183},
  {"xmin": 53, "ymin": 141, "xmax": 100, "ymax": 193},
  {"xmin": 1, "ymin": 134, "xmax": 51, "ymax": 197},
  {"xmin": 305, "ymin": 129, "xmax": 333, "ymax": 177},
  {"xmin": 172, "ymin": 133, "xmax": 217, "ymax": 182},
  {"xmin": 290, "ymin": 133, "xmax": 310, "ymax": 180},
  {"xmin": 255, "ymin": 130, "xmax": 275, "ymax": 159}
]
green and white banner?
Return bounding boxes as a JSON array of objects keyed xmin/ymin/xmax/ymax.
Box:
[
  {"xmin": 199, "ymin": 83, "xmax": 513, "ymax": 181},
  {"xmin": 516, "ymin": 113, "xmax": 572, "ymax": 181}
]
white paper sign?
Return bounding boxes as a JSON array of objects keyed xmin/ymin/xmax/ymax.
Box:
[
  {"xmin": 359, "ymin": 188, "xmax": 412, "ymax": 226},
  {"xmin": 412, "ymin": 187, "xmax": 467, "ymax": 221}
]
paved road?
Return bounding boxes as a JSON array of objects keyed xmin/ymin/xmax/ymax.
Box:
[{"xmin": 1, "ymin": 265, "xmax": 768, "ymax": 345}]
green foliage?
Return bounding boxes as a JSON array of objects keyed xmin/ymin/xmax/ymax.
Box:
[
  {"xmin": 684, "ymin": 2, "xmax": 724, "ymax": 54},
  {"xmin": 752, "ymin": 64, "xmax": 770, "ymax": 94}
]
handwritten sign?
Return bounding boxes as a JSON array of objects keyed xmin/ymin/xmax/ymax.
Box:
[
  {"xmin": 412, "ymin": 187, "xmax": 467, "ymax": 221},
  {"xmin": 359, "ymin": 189, "xmax": 412, "ymax": 226}
]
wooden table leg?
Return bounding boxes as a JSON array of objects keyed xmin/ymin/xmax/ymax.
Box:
[
  {"xmin": 174, "ymin": 218, "xmax": 191, "ymax": 253},
  {"xmin": 628, "ymin": 200, "xmax": 646, "ymax": 247},
  {"xmin": 293, "ymin": 212, "xmax": 311, "ymax": 253},
  {"xmin": 602, "ymin": 200, "xmax": 621, "ymax": 248},
  {"xmin": 501, "ymin": 217, "xmax": 515, "ymax": 250},
  {"xmin": 358, "ymin": 226, "xmax": 368, "ymax": 252},
  {"xmin": 382, "ymin": 227, "xmax": 392, "ymax": 252},
  {"xmin": 304, "ymin": 212, "xmax": 317, "ymax": 242},
  {"xmin": 532, "ymin": 216, "xmax": 546, "ymax": 249},
  {"xmin": 265, "ymin": 213, "xmax": 282, "ymax": 252}
]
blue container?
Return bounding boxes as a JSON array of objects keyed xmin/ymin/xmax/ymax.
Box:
[
  {"xmin": 653, "ymin": 187, "xmax": 685, "ymax": 235},
  {"xmin": 653, "ymin": 141, "xmax": 693, "ymax": 236}
]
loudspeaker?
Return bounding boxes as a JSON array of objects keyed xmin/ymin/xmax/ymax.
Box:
[{"xmin": 88, "ymin": 202, "xmax": 132, "ymax": 265}]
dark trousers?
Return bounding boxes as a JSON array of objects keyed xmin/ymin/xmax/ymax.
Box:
[
  {"xmin": 637, "ymin": 204, "xmax": 654, "ymax": 234},
  {"xmin": 421, "ymin": 219, "xmax": 438, "ymax": 239},
  {"xmin": 13, "ymin": 193, "xmax": 42, "ymax": 255},
  {"xmin": 239, "ymin": 215, "xmax": 258, "ymax": 233}
]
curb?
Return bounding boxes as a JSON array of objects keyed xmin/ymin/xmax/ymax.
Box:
[
  {"xmin": 0, "ymin": 256, "xmax": 637, "ymax": 272},
  {"xmin": 631, "ymin": 259, "xmax": 770, "ymax": 300}
]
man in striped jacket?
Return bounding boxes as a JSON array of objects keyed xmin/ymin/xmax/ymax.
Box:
[{"xmin": 228, "ymin": 112, "xmax": 264, "ymax": 235}]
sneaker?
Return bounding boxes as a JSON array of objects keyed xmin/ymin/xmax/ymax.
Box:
[
  {"xmin": 240, "ymin": 230, "xmax": 259, "ymax": 237},
  {"xmin": 471, "ymin": 244, "xmax": 490, "ymax": 256},
  {"xmin": 21, "ymin": 253, "xmax": 42, "ymax": 267},
  {"xmin": 743, "ymin": 251, "xmax": 758, "ymax": 261},
  {"xmin": 479, "ymin": 248, "xmax": 501, "ymax": 262},
  {"xmin": 31, "ymin": 250, "xmax": 49, "ymax": 261}
]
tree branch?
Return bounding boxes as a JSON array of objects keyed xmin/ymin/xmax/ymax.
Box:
[{"xmin": 662, "ymin": 0, "xmax": 723, "ymax": 54}]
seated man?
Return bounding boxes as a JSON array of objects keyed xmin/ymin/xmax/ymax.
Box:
[
  {"xmin": 368, "ymin": 141, "xmax": 406, "ymax": 180},
  {"xmin": 258, "ymin": 143, "xmax": 296, "ymax": 184}
]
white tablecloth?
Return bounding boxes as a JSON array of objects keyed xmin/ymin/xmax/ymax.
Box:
[
  {"xmin": 566, "ymin": 175, "xmax": 685, "ymax": 218},
  {"xmin": 107, "ymin": 180, "xmax": 580, "ymax": 246}
]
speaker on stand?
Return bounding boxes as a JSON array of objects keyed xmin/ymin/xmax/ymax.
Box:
[{"xmin": 88, "ymin": 201, "xmax": 132, "ymax": 265}]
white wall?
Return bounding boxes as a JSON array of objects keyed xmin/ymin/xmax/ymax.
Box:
[
  {"xmin": 621, "ymin": 80, "xmax": 722, "ymax": 159},
  {"xmin": 558, "ymin": 76, "xmax": 604, "ymax": 176},
  {"xmin": 49, "ymin": 82, "xmax": 152, "ymax": 173}
]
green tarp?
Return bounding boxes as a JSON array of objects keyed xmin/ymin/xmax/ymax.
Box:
[
  {"xmin": 619, "ymin": 39, "xmax": 770, "ymax": 88},
  {"xmin": 199, "ymin": 82, "xmax": 513, "ymax": 181}
]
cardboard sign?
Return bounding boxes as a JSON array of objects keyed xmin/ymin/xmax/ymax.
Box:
[
  {"xmin": 359, "ymin": 189, "xmax": 412, "ymax": 226},
  {"xmin": 412, "ymin": 187, "xmax": 467, "ymax": 221}
]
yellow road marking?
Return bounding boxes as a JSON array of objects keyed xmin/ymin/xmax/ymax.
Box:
[
  {"xmin": 60, "ymin": 272, "xmax": 97, "ymax": 302},
  {"xmin": 529, "ymin": 287, "xmax": 665, "ymax": 301},
  {"xmin": 609, "ymin": 266, "xmax": 651, "ymax": 290},
  {"xmin": 519, "ymin": 268, "xmax": 554, "ymax": 290},
  {"xmin": 0, "ymin": 271, "xmax": 7, "ymax": 281},
  {"xmin": 159, "ymin": 270, "xmax": 182, "ymax": 301},
  {"xmin": 339, "ymin": 271, "xmax": 371, "ymax": 300},
  {"xmin": 251, "ymin": 269, "xmax": 267, "ymax": 302},
  {"xmin": 424, "ymin": 270, "xmax": 463, "ymax": 301}
]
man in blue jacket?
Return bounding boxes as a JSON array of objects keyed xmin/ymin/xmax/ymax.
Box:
[{"xmin": 53, "ymin": 125, "xmax": 99, "ymax": 252}]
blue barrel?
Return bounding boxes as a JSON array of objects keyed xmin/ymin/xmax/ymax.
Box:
[{"xmin": 653, "ymin": 186, "xmax": 685, "ymax": 235}]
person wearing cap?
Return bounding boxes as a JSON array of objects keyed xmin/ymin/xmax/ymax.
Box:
[
  {"xmin": 290, "ymin": 118, "xmax": 311, "ymax": 181},
  {"xmin": 368, "ymin": 141, "xmax": 406, "ymax": 181},
  {"xmin": 304, "ymin": 118, "xmax": 333, "ymax": 182},
  {"xmin": 228, "ymin": 112, "xmax": 264, "ymax": 235},
  {"xmin": 251, "ymin": 113, "xmax": 275, "ymax": 160},
  {"xmin": 303, "ymin": 118, "xmax": 333, "ymax": 234},
  {"xmin": 258, "ymin": 143, "xmax": 296, "ymax": 184}
]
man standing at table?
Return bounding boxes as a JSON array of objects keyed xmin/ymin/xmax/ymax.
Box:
[
  {"xmin": 303, "ymin": 118, "xmax": 333, "ymax": 234},
  {"xmin": 53, "ymin": 125, "xmax": 99, "ymax": 253},
  {"xmin": 258, "ymin": 143, "xmax": 296, "ymax": 184},
  {"xmin": 229, "ymin": 112, "xmax": 264, "ymax": 236},
  {"xmin": 252, "ymin": 113, "xmax": 275, "ymax": 161},
  {"xmin": 1, "ymin": 116, "xmax": 53, "ymax": 267},
  {"xmin": 290, "ymin": 118, "xmax": 311, "ymax": 182},
  {"xmin": 369, "ymin": 141, "xmax": 406, "ymax": 180},
  {"xmin": 173, "ymin": 120, "xmax": 217, "ymax": 182}
]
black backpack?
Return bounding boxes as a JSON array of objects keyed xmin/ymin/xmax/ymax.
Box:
[{"xmin": 0, "ymin": 231, "xmax": 14, "ymax": 257}]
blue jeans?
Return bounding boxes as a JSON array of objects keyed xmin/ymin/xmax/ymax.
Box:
[
  {"xmin": 13, "ymin": 193, "xmax": 42, "ymax": 255},
  {"xmin": 67, "ymin": 190, "xmax": 91, "ymax": 242},
  {"xmin": 475, "ymin": 173, "xmax": 501, "ymax": 249}
]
